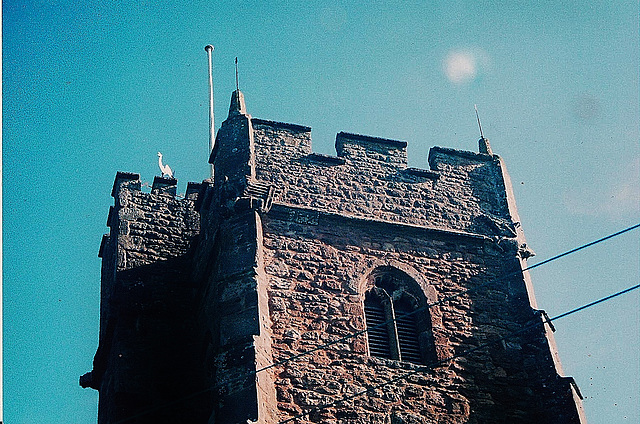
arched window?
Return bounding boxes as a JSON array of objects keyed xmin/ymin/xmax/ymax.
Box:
[{"xmin": 363, "ymin": 267, "xmax": 436, "ymax": 365}]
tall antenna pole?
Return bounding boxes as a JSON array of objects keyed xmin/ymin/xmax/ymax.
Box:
[
  {"xmin": 474, "ymin": 104, "xmax": 485, "ymax": 139},
  {"xmin": 205, "ymin": 45, "xmax": 215, "ymax": 178}
]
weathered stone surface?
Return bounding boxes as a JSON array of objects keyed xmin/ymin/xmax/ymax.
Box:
[
  {"xmin": 91, "ymin": 174, "xmax": 208, "ymax": 422},
  {"xmin": 84, "ymin": 90, "xmax": 585, "ymax": 424}
]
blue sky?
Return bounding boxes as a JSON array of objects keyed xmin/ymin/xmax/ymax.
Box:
[{"xmin": 3, "ymin": 1, "xmax": 638, "ymax": 422}]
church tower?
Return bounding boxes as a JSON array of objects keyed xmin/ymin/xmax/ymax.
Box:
[{"xmin": 82, "ymin": 90, "xmax": 586, "ymax": 423}]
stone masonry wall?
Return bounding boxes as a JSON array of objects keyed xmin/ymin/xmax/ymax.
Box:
[
  {"xmin": 196, "ymin": 206, "xmax": 276, "ymax": 424},
  {"xmin": 93, "ymin": 173, "xmax": 207, "ymax": 422},
  {"xmin": 245, "ymin": 116, "xmax": 583, "ymax": 422},
  {"xmin": 110, "ymin": 176, "xmax": 200, "ymax": 271},
  {"xmin": 261, "ymin": 207, "xmax": 580, "ymax": 423},
  {"xmin": 252, "ymin": 119, "xmax": 516, "ymax": 238}
]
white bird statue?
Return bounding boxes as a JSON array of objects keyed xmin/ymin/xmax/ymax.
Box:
[{"xmin": 157, "ymin": 152, "xmax": 174, "ymax": 178}]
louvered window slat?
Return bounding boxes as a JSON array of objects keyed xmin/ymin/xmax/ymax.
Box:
[
  {"xmin": 364, "ymin": 297, "xmax": 392, "ymax": 359},
  {"xmin": 396, "ymin": 309, "xmax": 422, "ymax": 364}
]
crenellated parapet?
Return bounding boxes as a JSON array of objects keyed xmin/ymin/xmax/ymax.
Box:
[
  {"xmin": 101, "ymin": 172, "xmax": 200, "ymax": 270},
  {"xmin": 250, "ymin": 119, "xmax": 517, "ymax": 238}
]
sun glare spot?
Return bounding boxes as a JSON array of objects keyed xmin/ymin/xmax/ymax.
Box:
[
  {"xmin": 444, "ymin": 51, "xmax": 476, "ymax": 84},
  {"xmin": 443, "ymin": 49, "xmax": 489, "ymax": 85}
]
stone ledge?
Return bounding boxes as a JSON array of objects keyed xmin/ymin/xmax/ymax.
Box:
[
  {"xmin": 98, "ymin": 234, "xmax": 109, "ymax": 258},
  {"xmin": 107, "ymin": 206, "xmax": 115, "ymax": 228},
  {"xmin": 266, "ymin": 203, "xmax": 489, "ymax": 242},
  {"xmin": 404, "ymin": 167, "xmax": 439, "ymax": 180},
  {"xmin": 306, "ymin": 153, "xmax": 346, "ymax": 165},
  {"xmin": 561, "ymin": 376, "xmax": 584, "ymax": 400},
  {"xmin": 252, "ymin": 118, "xmax": 311, "ymax": 133}
]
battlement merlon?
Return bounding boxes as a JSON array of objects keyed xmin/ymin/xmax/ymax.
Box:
[
  {"xmin": 428, "ymin": 145, "xmax": 499, "ymax": 167},
  {"xmin": 336, "ymin": 131, "xmax": 408, "ymax": 169},
  {"xmin": 111, "ymin": 171, "xmax": 140, "ymax": 199},
  {"xmin": 152, "ymin": 176, "xmax": 178, "ymax": 196}
]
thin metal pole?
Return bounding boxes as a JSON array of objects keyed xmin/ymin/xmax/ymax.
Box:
[
  {"xmin": 235, "ymin": 57, "xmax": 239, "ymax": 91},
  {"xmin": 474, "ymin": 104, "xmax": 484, "ymax": 139},
  {"xmin": 205, "ymin": 45, "xmax": 215, "ymax": 178}
]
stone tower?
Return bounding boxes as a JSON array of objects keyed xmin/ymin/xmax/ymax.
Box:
[{"xmin": 82, "ymin": 90, "xmax": 587, "ymax": 423}]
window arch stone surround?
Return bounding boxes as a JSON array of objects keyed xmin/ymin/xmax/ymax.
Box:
[{"xmin": 358, "ymin": 261, "xmax": 447, "ymax": 365}]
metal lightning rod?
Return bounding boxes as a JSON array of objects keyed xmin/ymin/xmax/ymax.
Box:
[
  {"xmin": 205, "ymin": 45, "xmax": 215, "ymax": 178},
  {"xmin": 474, "ymin": 104, "xmax": 485, "ymax": 140},
  {"xmin": 235, "ymin": 57, "xmax": 239, "ymax": 91}
]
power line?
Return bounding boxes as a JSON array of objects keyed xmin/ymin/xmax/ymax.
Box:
[
  {"xmin": 111, "ymin": 223, "xmax": 639, "ymax": 423},
  {"xmin": 278, "ymin": 283, "xmax": 640, "ymax": 423},
  {"xmin": 518, "ymin": 223, "xmax": 639, "ymax": 272}
]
